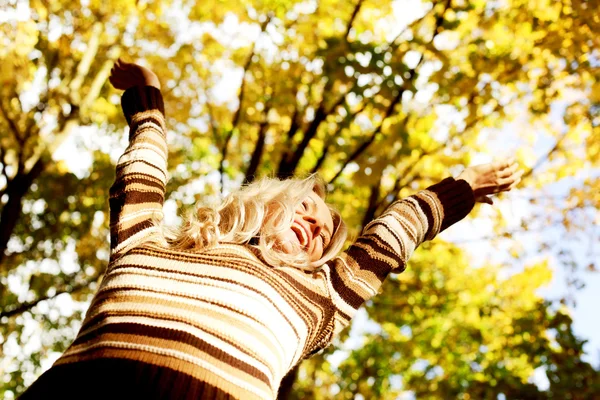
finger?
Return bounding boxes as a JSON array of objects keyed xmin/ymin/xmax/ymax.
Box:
[
  {"xmin": 492, "ymin": 158, "xmax": 512, "ymax": 170},
  {"xmin": 109, "ymin": 76, "xmax": 127, "ymax": 89},
  {"xmin": 498, "ymin": 162, "xmax": 519, "ymax": 178},
  {"xmin": 498, "ymin": 171, "xmax": 524, "ymax": 190},
  {"xmin": 109, "ymin": 75, "xmax": 121, "ymax": 87},
  {"xmin": 511, "ymin": 169, "xmax": 525, "ymax": 181},
  {"xmin": 116, "ymin": 58, "xmax": 132, "ymax": 70},
  {"xmin": 507, "ymin": 177, "xmax": 522, "ymax": 190},
  {"xmin": 497, "ymin": 177, "xmax": 517, "ymax": 190},
  {"xmin": 504, "ymin": 169, "xmax": 524, "ymax": 183},
  {"xmin": 477, "ymin": 195, "xmax": 494, "ymax": 205}
]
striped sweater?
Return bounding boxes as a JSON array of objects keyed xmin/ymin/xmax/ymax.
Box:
[{"xmin": 23, "ymin": 86, "xmax": 474, "ymax": 400}]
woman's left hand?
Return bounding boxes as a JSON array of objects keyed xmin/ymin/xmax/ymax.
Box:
[
  {"xmin": 457, "ymin": 158, "xmax": 524, "ymax": 204},
  {"xmin": 109, "ymin": 58, "xmax": 161, "ymax": 91}
]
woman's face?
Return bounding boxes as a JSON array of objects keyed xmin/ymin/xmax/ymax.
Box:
[{"xmin": 278, "ymin": 192, "xmax": 334, "ymax": 262}]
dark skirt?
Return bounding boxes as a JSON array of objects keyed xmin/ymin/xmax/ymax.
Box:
[{"xmin": 20, "ymin": 358, "xmax": 237, "ymax": 400}]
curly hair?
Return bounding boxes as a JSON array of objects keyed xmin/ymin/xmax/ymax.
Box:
[{"xmin": 156, "ymin": 174, "xmax": 347, "ymax": 271}]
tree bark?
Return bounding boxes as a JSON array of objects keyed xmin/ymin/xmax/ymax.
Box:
[
  {"xmin": 243, "ymin": 120, "xmax": 269, "ymax": 184},
  {"xmin": 278, "ymin": 103, "xmax": 327, "ymax": 178},
  {"xmin": 0, "ymin": 157, "xmax": 46, "ymax": 265},
  {"xmin": 361, "ymin": 178, "xmax": 382, "ymax": 230}
]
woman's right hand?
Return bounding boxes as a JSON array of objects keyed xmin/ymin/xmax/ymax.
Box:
[
  {"xmin": 457, "ymin": 159, "xmax": 523, "ymax": 204},
  {"xmin": 109, "ymin": 58, "xmax": 161, "ymax": 91}
]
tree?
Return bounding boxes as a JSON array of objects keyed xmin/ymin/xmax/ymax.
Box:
[
  {"xmin": 0, "ymin": 0, "xmax": 180, "ymax": 395},
  {"xmin": 291, "ymin": 244, "xmax": 600, "ymax": 399},
  {"xmin": 1, "ymin": 0, "xmax": 598, "ymax": 398}
]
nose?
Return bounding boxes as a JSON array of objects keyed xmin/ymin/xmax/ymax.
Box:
[{"xmin": 302, "ymin": 215, "xmax": 322, "ymax": 238}]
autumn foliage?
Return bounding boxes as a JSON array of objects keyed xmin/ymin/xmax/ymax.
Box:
[{"xmin": 1, "ymin": 0, "xmax": 598, "ymax": 398}]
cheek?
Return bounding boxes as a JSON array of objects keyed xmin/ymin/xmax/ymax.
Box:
[{"xmin": 309, "ymin": 242, "xmax": 324, "ymax": 262}]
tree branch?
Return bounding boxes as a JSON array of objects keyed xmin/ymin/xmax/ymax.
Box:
[
  {"xmin": 286, "ymin": 106, "xmax": 301, "ymax": 142},
  {"xmin": 311, "ymin": 97, "xmax": 369, "ymax": 175},
  {"xmin": 243, "ymin": 99, "xmax": 272, "ymax": 184},
  {"xmin": 0, "ymin": 272, "xmax": 102, "ymax": 319},
  {"xmin": 281, "ymin": 0, "xmax": 367, "ymax": 178},
  {"xmin": 161, "ymin": 64, "xmax": 188, "ymax": 99},
  {"xmin": 0, "ymin": 157, "xmax": 47, "ymax": 265},
  {"xmin": 328, "ymin": 74, "xmax": 414, "ymax": 185},
  {"xmin": 355, "ymin": 1, "xmax": 464, "ymax": 209},
  {"xmin": 310, "ymin": 134, "xmax": 335, "ymax": 175},
  {"xmin": 0, "ymin": 99, "xmax": 23, "ymax": 144},
  {"xmin": 345, "ymin": 0, "xmax": 364, "ymax": 41},
  {"xmin": 361, "ymin": 176, "xmax": 383, "ymax": 229},
  {"xmin": 278, "ymin": 0, "xmax": 372, "ymax": 177},
  {"xmin": 278, "ymin": 82, "xmax": 356, "ymax": 178},
  {"xmin": 204, "ymin": 89, "xmax": 221, "ymax": 148},
  {"xmin": 0, "ymin": 140, "xmax": 10, "ymax": 191},
  {"xmin": 379, "ymin": 93, "xmax": 496, "ymax": 210},
  {"xmin": 220, "ymin": 15, "xmax": 272, "ymax": 193},
  {"xmin": 68, "ymin": 22, "xmax": 103, "ymax": 100},
  {"xmin": 23, "ymin": 104, "xmax": 79, "ymax": 176},
  {"xmin": 522, "ymin": 130, "xmax": 569, "ymax": 180},
  {"xmin": 81, "ymin": 47, "xmax": 121, "ymax": 111}
]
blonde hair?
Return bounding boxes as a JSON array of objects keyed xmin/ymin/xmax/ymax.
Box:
[{"xmin": 159, "ymin": 174, "xmax": 347, "ymax": 271}]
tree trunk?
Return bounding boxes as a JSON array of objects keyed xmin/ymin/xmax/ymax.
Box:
[
  {"xmin": 0, "ymin": 158, "xmax": 46, "ymax": 265},
  {"xmin": 243, "ymin": 121, "xmax": 268, "ymax": 184},
  {"xmin": 361, "ymin": 180, "xmax": 382, "ymax": 230}
]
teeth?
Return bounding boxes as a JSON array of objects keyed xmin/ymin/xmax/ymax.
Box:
[
  {"xmin": 299, "ymin": 226, "xmax": 307, "ymax": 245},
  {"xmin": 294, "ymin": 224, "xmax": 308, "ymax": 246}
]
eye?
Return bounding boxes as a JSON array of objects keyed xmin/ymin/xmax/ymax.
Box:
[
  {"xmin": 319, "ymin": 231, "xmax": 329, "ymax": 247},
  {"xmin": 301, "ymin": 201, "xmax": 308, "ymax": 210}
]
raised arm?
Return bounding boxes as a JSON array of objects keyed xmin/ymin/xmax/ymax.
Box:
[
  {"xmin": 108, "ymin": 60, "xmax": 167, "ymax": 259},
  {"xmin": 322, "ymin": 160, "xmax": 522, "ymax": 341}
]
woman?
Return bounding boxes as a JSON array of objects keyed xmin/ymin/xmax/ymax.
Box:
[{"xmin": 21, "ymin": 60, "xmax": 522, "ymax": 399}]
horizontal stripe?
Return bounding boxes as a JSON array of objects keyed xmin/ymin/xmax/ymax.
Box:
[
  {"xmin": 83, "ymin": 284, "xmax": 299, "ymax": 360},
  {"xmin": 88, "ymin": 291, "xmax": 284, "ymax": 370},
  {"xmin": 111, "ymin": 175, "xmax": 165, "ymax": 192},
  {"xmin": 72, "ymin": 322, "xmax": 271, "ymax": 386},
  {"xmin": 58, "ymin": 341, "xmax": 270, "ymax": 398},
  {"xmin": 110, "ymin": 189, "xmax": 164, "ymax": 206},
  {"xmin": 101, "ymin": 265, "xmax": 301, "ymax": 338},
  {"xmin": 110, "ymin": 220, "xmax": 155, "ymax": 250},
  {"xmin": 21, "ymin": 357, "xmax": 244, "ymax": 400},
  {"xmin": 71, "ymin": 90, "xmax": 464, "ymax": 400},
  {"xmin": 75, "ymin": 313, "xmax": 275, "ymax": 383},
  {"xmin": 130, "ymin": 115, "xmax": 165, "ymax": 137},
  {"xmin": 113, "ymin": 158, "xmax": 167, "ymax": 183}
]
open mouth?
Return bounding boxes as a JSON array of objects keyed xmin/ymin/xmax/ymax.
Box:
[{"xmin": 291, "ymin": 224, "xmax": 309, "ymax": 248}]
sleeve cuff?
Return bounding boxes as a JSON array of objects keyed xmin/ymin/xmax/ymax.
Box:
[
  {"xmin": 426, "ymin": 177, "xmax": 475, "ymax": 232},
  {"xmin": 121, "ymin": 86, "xmax": 165, "ymax": 126}
]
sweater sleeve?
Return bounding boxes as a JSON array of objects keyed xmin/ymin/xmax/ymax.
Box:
[
  {"xmin": 322, "ymin": 177, "xmax": 475, "ymax": 340},
  {"xmin": 108, "ymin": 86, "xmax": 167, "ymax": 259}
]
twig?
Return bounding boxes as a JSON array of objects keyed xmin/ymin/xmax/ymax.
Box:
[
  {"xmin": 345, "ymin": 0, "xmax": 364, "ymax": 42},
  {"xmin": 0, "ymin": 272, "xmax": 102, "ymax": 320},
  {"xmin": 220, "ymin": 15, "xmax": 272, "ymax": 193}
]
